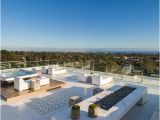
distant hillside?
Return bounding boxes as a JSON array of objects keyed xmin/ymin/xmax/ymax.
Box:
[{"xmin": 1, "ymin": 50, "xmax": 159, "ymax": 77}]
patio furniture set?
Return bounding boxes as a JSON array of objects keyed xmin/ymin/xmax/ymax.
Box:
[
  {"xmin": 1, "ymin": 66, "xmax": 67, "ymax": 92},
  {"xmin": 52, "ymin": 84, "xmax": 147, "ymax": 120},
  {"xmin": 14, "ymin": 74, "xmax": 50, "ymax": 91},
  {"xmin": 1, "ymin": 66, "xmax": 149, "ymax": 120},
  {"xmin": 75, "ymin": 72, "xmax": 113, "ymax": 86},
  {"xmin": 42, "ymin": 66, "xmax": 67, "ymax": 75}
]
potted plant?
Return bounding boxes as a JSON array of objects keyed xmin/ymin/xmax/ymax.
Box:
[
  {"xmin": 88, "ymin": 103, "xmax": 97, "ymax": 118},
  {"xmin": 71, "ymin": 105, "xmax": 80, "ymax": 119}
]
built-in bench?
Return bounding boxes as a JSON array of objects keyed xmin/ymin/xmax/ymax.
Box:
[{"xmin": 51, "ymin": 84, "xmax": 147, "ymax": 120}]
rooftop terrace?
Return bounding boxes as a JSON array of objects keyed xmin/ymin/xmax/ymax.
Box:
[{"xmin": 1, "ymin": 67, "xmax": 159, "ymax": 120}]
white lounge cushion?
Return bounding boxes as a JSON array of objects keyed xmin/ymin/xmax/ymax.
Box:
[
  {"xmin": 48, "ymin": 67, "xmax": 66, "ymax": 75},
  {"xmin": 92, "ymin": 74, "xmax": 113, "ymax": 86},
  {"xmin": 14, "ymin": 78, "xmax": 32, "ymax": 91},
  {"xmin": 37, "ymin": 77, "xmax": 50, "ymax": 86},
  {"xmin": 31, "ymin": 68, "xmax": 37, "ymax": 73},
  {"xmin": 39, "ymin": 76, "xmax": 46, "ymax": 79},
  {"xmin": 18, "ymin": 73, "xmax": 39, "ymax": 79},
  {"xmin": 77, "ymin": 72, "xmax": 88, "ymax": 82},
  {"xmin": 42, "ymin": 66, "xmax": 49, "ymax": 74}
]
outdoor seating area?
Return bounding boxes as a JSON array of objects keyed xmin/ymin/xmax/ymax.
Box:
[
  {"xmin": 14, "ymin": 73, "xmax": 43, "ymax": 91},
  {"xmin": 0, "ymin": 66, "xmax": 67, "ymax": 92},
  {"xmin": 0, "ymin": 66, "xmax": 68, "ymax": 101},
  {"xmin": 1, "ymin": 79, "xmax": 66, "ymax": 101},
  {"xmin": 0, "ymin": 69, "xmax": 35, "ymax": 82},
  {"xmin": 41, "ymin": 65, "xmax": 66, "ymax": 75},
  {"xmin": 1, "ymin": 0, "xmax": 159, "ymax": 119},
  {"xmin": 75, "ymin": 72, "xmax": 113, "ymax": 86},
  {"xmin": 51, "ymin": 84, "xmax": 147, "ymax": 120},
  {"xmin": 48, "ymin": 67, "xmax": 67, "ymax": 75},
  {"xmin": 0, "ymin": 66, "xmax": 159, "ymax": 120},
  {"xmin": 92, "ymin": 74, "xmax": 113, "ymax": 86}
]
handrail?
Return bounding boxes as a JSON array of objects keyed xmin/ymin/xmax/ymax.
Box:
[
  {"xmin": 0, "ymin": 61, "xmax": 19, "ymax": 63},
  {"xmin": 0, "ymin": 60, "xmax": 159, "ymax": 79},
  {"xmin": 0, "ymin": 60, "xmax": 56, "ymax": 63},
  {"xmin": 0, "ymin": 66, "xmax": 159, "ymax": 86}
]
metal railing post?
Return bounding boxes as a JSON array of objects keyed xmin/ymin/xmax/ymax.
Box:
[
  {"xmin": 93, "ymin": 63, "xmax": 95, "ymax": 71},
  {"xmin": 141, "ymin": 70, "xmax": 143, "ymax": 83},
  {"xmin": 71, "ymin": 62, "xmax": 73, "ymax": 71},
  {"xmin": 122, "ymin": 70, "xmax": 123, "ymax": 80},
  {"xmin": 106, "ymin": 66, "xmax": 107, "ymax": 75},
  {"xmin": 8, "ymin": 62, "xmax": 11, "ymax": 69},
  {"xmin": 63, "ymin": 62, "xmax": 65, "ymax": 68},
  {"xmin": 82, "ymin": 62, "xmax": 83, "ymax": 69},
  {"xmin": 24, "ymin": 62, "xmax": 26, "ymax": 68}
]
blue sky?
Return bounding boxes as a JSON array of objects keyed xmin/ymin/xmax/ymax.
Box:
[{"xmin": 1, "ymin": 0, "xmax": 159, "ymax": 50}]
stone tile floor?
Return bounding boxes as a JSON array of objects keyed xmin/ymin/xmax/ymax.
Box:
[{"xmin": 1, "ymin": 71, "xmax": 159, "ymax": 120}]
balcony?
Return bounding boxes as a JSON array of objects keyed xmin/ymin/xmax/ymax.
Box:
[{"xmin": 0, "ymin": 62, "xmax": 159, "ymax": 120}]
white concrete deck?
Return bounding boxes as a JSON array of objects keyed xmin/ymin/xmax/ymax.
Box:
[{"xmin": 1, "ymin": 71, "xmax": 159, "ymax": 120}]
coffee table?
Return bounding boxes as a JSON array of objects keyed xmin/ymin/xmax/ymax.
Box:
[{"xmin": 31, "ymin": 79, "xmax": 40, "ymax": 91}]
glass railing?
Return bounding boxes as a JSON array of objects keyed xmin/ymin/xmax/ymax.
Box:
[
  {"xmin": 0, "ymin": 60, "xmax": 159, "ymax": 86},
  {"xmin": 66, "ymin": 67, "xmax": 160, "ymax": 87}
]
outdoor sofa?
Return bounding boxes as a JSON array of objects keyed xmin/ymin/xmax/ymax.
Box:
[{"xmin": 14, "ymin": 73, "xmax": 49, "ymax": 91}]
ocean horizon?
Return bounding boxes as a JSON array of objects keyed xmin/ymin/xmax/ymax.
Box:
[{"xmin": 1, "ymin": 48, "xmax": 159, "ymax": 54}]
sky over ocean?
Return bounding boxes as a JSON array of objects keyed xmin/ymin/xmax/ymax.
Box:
[{"xmin": 1, "ymin": 0, "xmax": 159, "ymax": 50}]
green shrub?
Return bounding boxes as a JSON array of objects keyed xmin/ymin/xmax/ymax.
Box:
[
  {"xmin": 71, "ymin": 105, "xmax": 80, "ymax": 110},
  {"xmin": 89, "ymin": 104, "xmax": 97, "ymax": 109}
]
